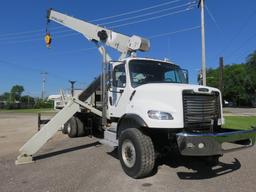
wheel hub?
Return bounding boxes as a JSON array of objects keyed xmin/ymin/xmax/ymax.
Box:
[{"xmin": 122, "ymin": 139, "xmax": 136, "ymax": 168}]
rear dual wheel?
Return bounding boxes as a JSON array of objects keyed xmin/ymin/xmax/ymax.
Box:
[
  {"xmin": 62, "ymin": 123, "xmax": 69, "ymax": 134},
  {"xmin": 67, "ymin": 116, "xmax": 86, "ymax": 138}
]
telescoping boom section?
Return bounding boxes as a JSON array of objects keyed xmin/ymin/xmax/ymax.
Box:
[{"xmin": 47, "ymin": 9, "xmax": 150, "ymax": 59}]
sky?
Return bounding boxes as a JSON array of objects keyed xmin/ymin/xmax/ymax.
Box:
[{"xmin": 0, "ymin": 0, "xmax": 256, "ymax": 97}]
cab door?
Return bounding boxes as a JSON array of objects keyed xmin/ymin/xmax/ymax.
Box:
[{"xmin": 109, "ymin": 63, "xmax": 131, "ymax": 118}]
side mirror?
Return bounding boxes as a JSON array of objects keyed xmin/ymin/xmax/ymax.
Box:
[
  {"xmin": 181, "ymin": 69, "xmax": 189, "ymax": 84},
  {"xmin": 107, "ymin": 81, "xmax": 111, "ymax": 90}
]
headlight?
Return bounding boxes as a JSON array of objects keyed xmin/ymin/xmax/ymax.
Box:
[{"xmin": 147, "ymin": 110, "xmax": 173, "ymax": 120}]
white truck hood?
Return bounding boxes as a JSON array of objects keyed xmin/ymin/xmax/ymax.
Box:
[{"xmin": 126, "ymin": 83, "xmax": 221, "ymax": 129}]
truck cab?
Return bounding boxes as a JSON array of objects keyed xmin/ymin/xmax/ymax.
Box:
[{"xmin": 109, "ymin": 57, "xmax": 223, "ymax": 130}]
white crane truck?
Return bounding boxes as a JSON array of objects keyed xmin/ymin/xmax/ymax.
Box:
[{"xmin": 16, "ymin": 9, "xmax": 256, "ymax": 179}]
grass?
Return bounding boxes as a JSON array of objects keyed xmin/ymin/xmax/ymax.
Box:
[
  {"xmin": 0, "ymin": 108, "xmax": 55, "ymax": 113},
  {"xmin": 223, "ymin": 116, "xmax": 256, "ymax": 130}
]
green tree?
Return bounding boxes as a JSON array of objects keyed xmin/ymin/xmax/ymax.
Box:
[
  {"xmin": 246, "ymin": 51, "xmax": 256, "ymax": 106},
  {"xmin": 21, "ymin": 95, "xmax": 35, "ymax": 104},
  {"xmin": 205, "ymin": 51, "xmax": 256, "ymax": 107},
  {"xmin": 10, "ymin": 85, "xmax": 24, "ymax": 102},
  {"xmin": 246, "ymin": 51, "xmax": 256, "ymax": 89},
  {"xmin": 0, "ymin": 92, "xmax": 11, "ymax": 102},
  {"xmin": 223, "ymin": 64, "xmax": 249, "ymax": 105},
  {"xmin": 206, "ymin": 68, "xmax": 219, "ymax": 88}
]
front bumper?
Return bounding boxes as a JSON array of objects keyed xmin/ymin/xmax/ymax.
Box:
[{"xmin": 176, "ymin": 128, "xmax": 256, "ymax": 156}]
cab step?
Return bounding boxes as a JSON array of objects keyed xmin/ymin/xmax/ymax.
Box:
[{"xmin": 100, "ymin": 125, "xmax": 118, "ymax": 147}]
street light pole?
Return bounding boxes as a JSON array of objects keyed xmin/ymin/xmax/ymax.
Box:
[
  {"xmin": 69, "ymin": 80, "xmax": 76, "ymax": 97},
  {"xmin": 199, "ymin": 0, "xmax": 207, "ymax": 86}
]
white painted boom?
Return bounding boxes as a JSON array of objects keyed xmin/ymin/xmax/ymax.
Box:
[{"xmin": 48, "ymin": 9, "xmax": 150, "ymax": 58}]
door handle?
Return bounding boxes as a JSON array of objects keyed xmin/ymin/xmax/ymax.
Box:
[
  {"xmin": 109, "ymin": 89, "xmax": 124, "ymax": 94},
  {"xmin": 109, "ymin": 96, "xmax": 113, "ymax": 106}
]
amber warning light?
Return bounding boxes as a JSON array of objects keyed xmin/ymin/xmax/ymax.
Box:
[{"xmin": 45, "ymin": 33, "xmax": 52, "ymax": 48}]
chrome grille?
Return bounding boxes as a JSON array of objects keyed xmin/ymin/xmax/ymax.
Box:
[{"xmin": 183, "ymin": 91, "xmax": 220, "ymax": 131}]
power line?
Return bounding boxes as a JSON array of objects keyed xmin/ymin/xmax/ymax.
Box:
[
  {"xmin": 0, "ymin": 29, "xmax": 74, "ymax": 41},
  {"xmin": 100, "ymin": 1, "xmax": 195, "ymax": 26},
  {"xmin": 215, "ymin": 9, "xmax": 256, "ymax": 58},
  {"xmin": 0, "ymin": 31, "xmax": 79, "ymax": 45},
  {"xmin": 0, "ymin": 5, "xmax": 196, "ymax": 45},
  {"xmin": 0, "ymin": 25, "xmax": 200, "ymax": 58},
  {"xmin": 0, "ymin": 26, "xmax": 64, "ymax": 38},
  {"xmin": 0, "ymin": 59, "xmax": 86, "ymax": 85},
  {"xmin": 0, "ymin": 0, "xmax": 184, "ymax": 39},
  {"xmin": 149, "ymin": 25, "xmax": 200, "ymax": 39},
  {"xmin": 92, "ymin": 0, "xmax": 185, "ymax": 22},
  {"xmin": 0, "ymin": 1, "xmax": 195, "ymax": 44},
  {"xmin": 226, "ymin": 31, "xmax": 256, "ymax": 61},
  {"xmin": 46, "ymin": 47, "xmax": 96, "ymax": 56},
  {"xmin": 0, "ymin": 59, "xmax": 88, "ymax": 96},
  {"xmin": 205, "ymin": 4, "xmax": 222, "ymax": 32},
  {"xmin": 29, "ymin": 26, "xmax": 200, "ymax": 57},
  {"xmin": 0, "ymin": 59, "xmax": 42, "ymax": 72},
  {"xmin": 110, "ymin": 6, "xmax": 196, "ymax": 28},
  {"xmin": 43, "ymin": 26, "xmax": 200, "ymax": 55}
]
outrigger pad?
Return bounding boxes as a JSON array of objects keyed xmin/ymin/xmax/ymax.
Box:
[{"xmin": 15, "ymin": 154, "xmax": 34, "ymax": 165}]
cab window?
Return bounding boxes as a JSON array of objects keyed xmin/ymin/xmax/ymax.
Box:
[{"xmin": 113, "ymin": 64, "xmax": 126, "ymax": 88}]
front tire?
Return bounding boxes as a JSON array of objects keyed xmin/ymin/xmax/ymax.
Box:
[
  {"xmin": 118, "ymin": 128, "xmax": 155, "ymax": 179},
  {"xmin": 204, "ymin": 155, "xmax": 220, "ymax": 166}
]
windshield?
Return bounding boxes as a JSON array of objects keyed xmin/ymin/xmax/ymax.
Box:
[{"xmin": 129, "ymin": 60, "xmax": 187, "ymax": 88}]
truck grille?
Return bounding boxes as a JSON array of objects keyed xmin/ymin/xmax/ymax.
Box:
[{"xmin": 183, "ymin": 91, "xmax": 220, "ymax": 132}]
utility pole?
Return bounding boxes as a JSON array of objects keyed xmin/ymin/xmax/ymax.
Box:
[
  {"xmin": 40, "ymin": 72, "xmax": 48, "ymax": 100},
  {"xmin": 69, "ymin": 80, "xmax": 76, "ymax": 97},
  {"xmin": 219, "ymin": 57, "xmax": 224, "ymax": 94},
  {"xmin": 198, "ymin": 0, "xmax": 207, "ymax": 86}
]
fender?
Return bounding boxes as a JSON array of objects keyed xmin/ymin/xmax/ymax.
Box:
[{"xmin": 116, "ymin": 113, "xmax": 148, "ymax": 138}]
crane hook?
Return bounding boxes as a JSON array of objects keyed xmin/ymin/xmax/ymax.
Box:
[{"xmin": 44, "ymin": 32, "xmax": 52, "ymax": 48}]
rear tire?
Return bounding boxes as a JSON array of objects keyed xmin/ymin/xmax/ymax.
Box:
[
  {"xmin": 67, "ymin": 117, "xmax": 78, "ymax": 138},
  {"xmin": 62, "ymin": 122, "xmax": 69, "ymax": 134},
  {"xmin": 76, "ymin": 116, "xmax": 86, "ymax": 137},
  {"xmin": 118, "ymin": 128, "xmax": 155, "ymax": 179}
]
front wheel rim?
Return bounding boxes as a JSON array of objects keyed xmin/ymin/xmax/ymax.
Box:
[{"xmin": 121, "ymin": 139, "xmax": 136, "ymax": 168}]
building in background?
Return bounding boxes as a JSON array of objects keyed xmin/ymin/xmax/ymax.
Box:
[{"xmin": 48, "ymin": 89, "xmax": 83, "ymax": 110}]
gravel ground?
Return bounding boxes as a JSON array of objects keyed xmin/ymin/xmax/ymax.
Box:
[{"xmin": 0, "ymin": 113, "xmax": 256, "ymax": 192}]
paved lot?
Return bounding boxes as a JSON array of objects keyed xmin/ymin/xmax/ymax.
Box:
[
  {"xmin": 224, "ymin": 107, "xmax": 256, "ymax": 116},
  {"xmin": 0, "ymin": 113, "xmax": 256, "ymax": 192}
]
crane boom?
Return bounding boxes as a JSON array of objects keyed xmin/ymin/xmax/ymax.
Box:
[{"xmin": 47, "ymin": 9, "xmax": 150, "ymax": 59}]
